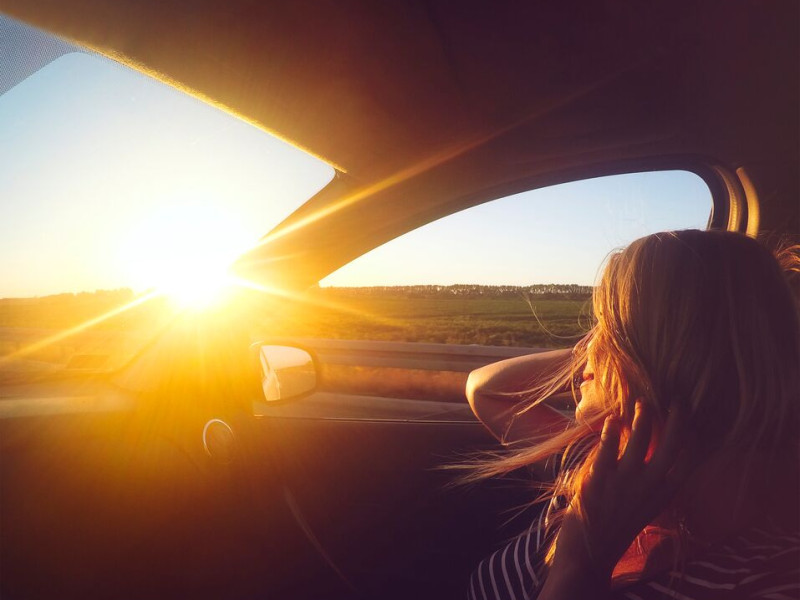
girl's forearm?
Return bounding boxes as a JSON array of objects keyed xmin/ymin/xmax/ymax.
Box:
[{"xmin": 466, "ymin": 348, "xmax": 572, "ymax": 442}]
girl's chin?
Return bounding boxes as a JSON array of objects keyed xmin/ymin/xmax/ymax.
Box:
[{"xmin": 574, "ymin": 404, "xmax": 606, "ymax": 430}]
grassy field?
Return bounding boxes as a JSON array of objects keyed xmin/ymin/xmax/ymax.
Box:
[
  {"xmin": 0, "ymin": 286, "xmax": 594, "ymax": 380},
  {"xmin": 257, "ymin": 288, "xmax": 594, "ymax": 348}
]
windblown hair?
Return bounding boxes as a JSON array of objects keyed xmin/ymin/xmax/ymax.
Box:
[{"xmin": 468, "ymin": 230, "xmax": 800, "ymax": 571}]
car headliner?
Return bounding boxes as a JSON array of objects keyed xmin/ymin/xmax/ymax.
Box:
[{"xmin": 2, "ymin": 0, "xmax": 797, "ymax": 288}]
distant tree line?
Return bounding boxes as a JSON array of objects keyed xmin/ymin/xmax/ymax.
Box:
[
  {"xmin": 0, "ymin": 288, "xmax": 164, "ymax": 330},
  {"xmin": 318, "ymin": 284, "xmax": 593, "ymax": 300},
  {"xmin": 0, "ymin": 288, "xmax": 136, "ymax": 306}
]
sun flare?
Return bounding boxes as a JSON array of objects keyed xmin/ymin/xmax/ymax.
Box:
[
  {"xmin": 122, "ymin": 202, "xmax": 254, "ymax": 310},
  {"xmin": 159, "ymin": 267, "xmax": 233, "ymax": 310}
]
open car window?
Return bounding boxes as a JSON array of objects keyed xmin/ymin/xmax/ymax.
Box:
[
  {"xmin": 275, "ymin": 170, "xmax": 711, "ymax": 349},
  {"xmin": 254, "ymin": 171, "xmax": 711, "ymax": 406}
]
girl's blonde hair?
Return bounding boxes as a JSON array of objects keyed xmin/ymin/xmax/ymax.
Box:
[{"xmin": 469, "ymin": 230, "xmax": 800, "ymax": 569}]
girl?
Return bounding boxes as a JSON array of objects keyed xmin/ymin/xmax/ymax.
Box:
[{"xmin": 466, "ymin": 230, "xmax": 800, "ymax": 599}]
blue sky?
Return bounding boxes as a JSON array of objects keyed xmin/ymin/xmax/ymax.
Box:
[
  {"xmin": 322, "ymin": 171, "xmax": 710, "ymax": 287},
  {"xmin": 0, "ymin": 16, "xmax": 710, "ymax": 296}
]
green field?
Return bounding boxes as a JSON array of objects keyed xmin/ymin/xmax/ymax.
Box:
[
  {"xmin": 259, "ymin": 287, "xmax": 594, "ymax": 348},
  {"xmin": 0, "ymin": 286, "xmax": 594, "ymax": 378}
]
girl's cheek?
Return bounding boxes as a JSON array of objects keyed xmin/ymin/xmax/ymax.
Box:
[{"xmin": 575, "ymin": 383, "xmax": 605, "ymax": 429}]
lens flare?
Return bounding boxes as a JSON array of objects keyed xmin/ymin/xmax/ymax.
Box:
[{"xmin": 121, "ymin": 202, "xmax": 251, "ymax": 310}]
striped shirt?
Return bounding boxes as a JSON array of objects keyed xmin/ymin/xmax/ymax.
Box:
[{"xmin": 469, "ymin": 522, "xmax": 800, "ymax": 600}]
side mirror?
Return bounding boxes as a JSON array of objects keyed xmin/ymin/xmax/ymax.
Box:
[{"xmin": 256, "ymin": 344, "xmax": 317, "ymax": 403}]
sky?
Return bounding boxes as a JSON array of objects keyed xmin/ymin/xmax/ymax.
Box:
[
  {"xmin": 0, "ymin": 16, "xmax": 710, "ymax": 297},
  {"xmin": 321, "ymin": 171, "xmax": 710, "ymax": 287},
  {"xmin": 0, "ymin": 39, "xmax": 333, "ymax": 297}
]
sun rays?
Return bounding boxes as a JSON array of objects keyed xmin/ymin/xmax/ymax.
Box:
[
  {"xmin": 0, "ymin": 290, "xmax": 161, "ymax": 366},
  {"xmin": 0, "ymin": 273, "xmax": 402, "ymax": 371},
  {"xmin": 235, "ymin": 59, "xmax": 639, "ymax": 270},
  {"xmin": 229, "ymin": 276, "xmax": 404, "ymax": 329},
  {"xmin": 3, "ymin": 94, "xmax": 592, "ymax": 366}
]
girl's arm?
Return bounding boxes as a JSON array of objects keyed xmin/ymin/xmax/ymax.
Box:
[{"xmin": 466, "ymin": 348, "xmax": 573, "ymax": 444}]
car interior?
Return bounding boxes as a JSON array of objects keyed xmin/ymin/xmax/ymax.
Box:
[{"xmin": 0, "ymin": 1, "xmax": 797, "ymax": 599}]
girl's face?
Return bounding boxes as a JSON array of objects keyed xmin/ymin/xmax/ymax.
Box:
[{"xmin": 575, "ymin": 348, "xmax": 604, "ymax": 425}]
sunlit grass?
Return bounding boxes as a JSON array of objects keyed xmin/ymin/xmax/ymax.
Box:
[
  {"xmin": 0, "ymin": 278, "xmax": 591, "ymax": 387},
  {"xmin": 231, "ymin": 276, "xmax": 404, "ymax": 329},
  {"xmin": 0, "ymin": 289, "xmax": 161, "ymax": 366}
]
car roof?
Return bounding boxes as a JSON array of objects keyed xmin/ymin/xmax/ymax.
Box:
[{"xmin": 3, "ymin": 1, "xmax": 798, "ymax": 288}]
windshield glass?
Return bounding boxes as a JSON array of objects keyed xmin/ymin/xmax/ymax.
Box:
[{"xmin": 0, "ymin": 15, "xmax": 334, "ymax": 380}]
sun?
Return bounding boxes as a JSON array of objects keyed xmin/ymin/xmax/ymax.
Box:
[
  {"xmin": 121, "ymin": 202, "xmax": 254, "ymax": 310},
  {"xmin": 158, "ymin": 265, "xmax": 233, "ymax": 310}
]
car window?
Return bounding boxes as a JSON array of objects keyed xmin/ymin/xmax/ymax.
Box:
[
  {"xmin": 251, "ymin": 171, "xmax": 710, "ymax": 403},
  {"xmin": 267, "ymin": 171, "xmax": 711, "ymax": 348}
]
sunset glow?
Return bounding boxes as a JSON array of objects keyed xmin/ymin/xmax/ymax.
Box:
[
  {"xmin": 119, "ymin": 203, "xmax": 247, "ymax": 310},
  {"xmin": 0, "ymin": 44, "xmax": 333, "ymax": 299},
  {"xmin": 160, "ymin": 270, "xmax": 233, "ymax": 311}
]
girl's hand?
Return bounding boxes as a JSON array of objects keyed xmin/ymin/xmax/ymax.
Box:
[{"xmin": 540, "ymin": 401, "xmax": 690, "ymax": 599}]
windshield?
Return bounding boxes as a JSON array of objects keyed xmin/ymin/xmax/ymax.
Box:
[{"xmin": 0, "ymin": 15, "xmax": 335, "ymax": 380}]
